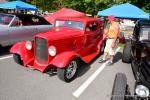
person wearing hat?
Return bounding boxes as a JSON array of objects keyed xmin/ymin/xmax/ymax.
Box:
[{"xmin": 99, "ymin": 15, "xmax": 120, "ymax": 65}]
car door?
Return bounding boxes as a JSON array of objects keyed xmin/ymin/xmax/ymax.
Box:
[
  {"xmin": 8, "ymin": 26, "xmax": 36, "ymax": 45},
  {"xmin": 84, "ymin": 21, "xmax": 100, "ymax": 47},
  {"xmin": 0, "ymin": 28, "xmax": 9, "ymax": 46}
]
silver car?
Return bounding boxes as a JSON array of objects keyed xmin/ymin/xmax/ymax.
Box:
[{"xmin": 0, "ymin": 13, "xmax": 52, "ymax": 47}]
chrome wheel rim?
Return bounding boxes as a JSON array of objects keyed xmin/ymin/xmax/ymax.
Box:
[{"xmin": 66, "ymin": 61, "xmax": 77, "ymax": 79}]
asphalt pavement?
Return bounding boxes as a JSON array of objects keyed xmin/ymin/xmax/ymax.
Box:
[{"xmin": 0, "ymin": 46, "xmax": 135, "ymax": 100}]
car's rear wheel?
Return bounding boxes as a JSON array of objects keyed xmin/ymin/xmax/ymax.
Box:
[
  {"xmin": 57, "ymin": 58, "xmax": 79, "ymax": 82},
  {"xmin": 111, "ymin": 73, "xmax": 127, "ymax": 100},
  {"xmin": 122, "ymin": 41, "xmax": 131, "ymax": 63},
  {"xmin": 13, "ymin": 54, "xmax": 23, "ymax": 65},
  {"xmin": 100, "ymin": 40, "xmax": 106, "ymax": 55}
]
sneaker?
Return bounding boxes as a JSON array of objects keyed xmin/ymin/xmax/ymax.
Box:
[
  {"xmin": 98, "ymin": 59, "xmax": 106, "ymax": 63},
  {"xmin": 106, "ymin": 60, "xmax": 113, "ymax": 66}
]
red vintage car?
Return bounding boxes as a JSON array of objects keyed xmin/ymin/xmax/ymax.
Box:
[{"xmin": 10, "ymin": 17, "xmax": 104, "ymax": 82}]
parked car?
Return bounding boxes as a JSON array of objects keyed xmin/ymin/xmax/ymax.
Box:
[
  {"xmin": 10, "ymin": 17, "xmax": 105, "ymax": 82},
  {"xmin": 0, "ymin": 13, "xmax": 52, "ymax": 47},
  {"xmin": 111, "ymin": 19, "xmax": 150, "ymax": 100}
]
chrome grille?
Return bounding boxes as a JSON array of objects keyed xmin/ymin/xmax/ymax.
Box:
[{"xmin": 35, "ymin": 37, "xmax": 48, "ymax": 65}]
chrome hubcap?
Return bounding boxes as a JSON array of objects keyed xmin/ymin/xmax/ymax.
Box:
[{"xmin": 66, "ymin": 61, "xmax": 77, "ymax": 79}]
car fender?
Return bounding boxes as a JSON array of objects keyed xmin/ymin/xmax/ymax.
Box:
[
  {"xmin": 51, "ymin": 51, "xmax": 79, "ymax": 68},
  {"xmin": 10, "ymin": 41, "xmax": 34, "ymax": 65},
  {"xmin": 10, "ymin": 41, "xmax": 26, "ymax": 56}
]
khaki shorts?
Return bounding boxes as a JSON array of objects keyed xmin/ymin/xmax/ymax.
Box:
[{"xmin": 104, "ymin": 39, "xmax": 116, "ymax": 55}]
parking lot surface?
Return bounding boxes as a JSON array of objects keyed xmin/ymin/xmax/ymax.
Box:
[{"xmin": 0, "ymin": 46, "xmax": 135, "ymax": 100}]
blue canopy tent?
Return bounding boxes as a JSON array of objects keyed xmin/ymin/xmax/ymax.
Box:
[
  {"xmin": 0, "ymin": 0, "xmax": 37, "ymax": 11},
  {"xmin": 97, "ymin": 3, "xmax": 149, "ymax": 19}
]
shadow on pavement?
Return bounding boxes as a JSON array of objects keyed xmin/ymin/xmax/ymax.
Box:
[
  {"xmin": 77, "ymin": 53, "xmax": 103, "ymax": 77},
  {"xmin": 77, "ymin": 63, "xmax": 91, "ymax": 77},
  {"xmin": 0, "ymin": 46, "xmax": 12, "ymax": 56},
  {"xmin": 113, "ymin": 52, "xmax": 122, "ymax": 63}
]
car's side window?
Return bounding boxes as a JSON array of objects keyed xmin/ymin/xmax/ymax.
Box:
[
  {"xmin": 11, "ymin": 17, "xmax": 22, "ymax": 27},
  {"xmin": 139, "ymin": 28, "xmax": 150, "ymax": 41},
  {"xmin": 86, "ymin": 22, "xmax": 98, "ymax": 32}
]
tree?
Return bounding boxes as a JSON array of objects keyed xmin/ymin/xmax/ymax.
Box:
[{"xmin": 8, "ymin": 0, "xmax": 150, "ymax": 15}]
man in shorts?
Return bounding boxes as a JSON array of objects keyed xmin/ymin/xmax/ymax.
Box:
[{"xmin": 99, "ymin": 15, "xmax": 120, "ymax": 65}]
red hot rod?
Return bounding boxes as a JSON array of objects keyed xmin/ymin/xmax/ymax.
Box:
[{"xmin": 10, "ymin": 17, "xmax": 104, "ymax": 82}]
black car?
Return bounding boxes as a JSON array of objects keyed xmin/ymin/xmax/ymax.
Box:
[{"xmin": 111, "ymin": 19, "xmax": 150, "ymax": 100}]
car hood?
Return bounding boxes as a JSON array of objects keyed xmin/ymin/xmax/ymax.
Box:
[{"xmin": 36, "ymin": 27, "xmax": 84, "ymax": 41}]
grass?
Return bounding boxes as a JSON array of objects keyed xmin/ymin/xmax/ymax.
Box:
[{"xmin": 118, "ymin": 43, "xmax": 125, "ymax": 48}]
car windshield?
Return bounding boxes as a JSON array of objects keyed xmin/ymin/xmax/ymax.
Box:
[
  {"xmin": 139, "ymin": 27, "xmax": 150, "ymax": 41},
  {"xmin": 55, "ymin": 20, "xmax": 84, "ymax": 31},
  {"xmin": 0, "ymin": 14, "xmax": 14, "ymax": 25}
]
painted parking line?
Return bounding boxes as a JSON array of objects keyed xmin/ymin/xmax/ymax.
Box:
[
  {"xmin": 0, "ymin": 55, "xmax": 13, "ymax": 60},
  {"xmin": 72, "ymin": 47, "xmax": 121, "ymax": 98}
]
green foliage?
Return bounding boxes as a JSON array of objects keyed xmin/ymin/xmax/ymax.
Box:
[{"xmin": 8, "ymin": 0, "xmax": 150, "ymax": 15}]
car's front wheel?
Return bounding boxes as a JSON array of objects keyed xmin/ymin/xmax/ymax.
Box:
[
  {"xmin": 111, "ymin": 73, "xmax": 128, "ymax": 100},
  {"xmin": 13, "ymin": 54, "xmax": 23, "ymax": 65},
  {"xmin": 57, "ymin": 58, "xmax": 79, "ymax": 82}
]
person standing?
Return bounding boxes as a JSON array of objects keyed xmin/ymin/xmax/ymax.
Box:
[{"xmin": 99, "ymin": 15, "xmax": 120, "ymax": 65}]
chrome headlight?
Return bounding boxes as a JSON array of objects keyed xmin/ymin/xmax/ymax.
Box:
[
  {"xmin": 135, "ymin": 85, "xmax": 149, "ymax": 98},
  {"xmin": 25, "ymin": 41, "xmax": 32, "ymax": 50},
  {"xmin": 48, "ymin": 46, "xmax": 56, "ymax": 56}
]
